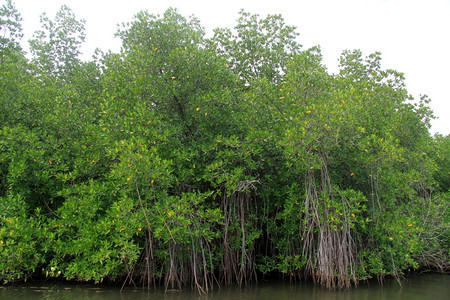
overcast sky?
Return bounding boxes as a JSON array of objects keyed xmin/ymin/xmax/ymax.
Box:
[{"xmin": 13, "ymin": 0, "xmax": 450, "ymax": 135}]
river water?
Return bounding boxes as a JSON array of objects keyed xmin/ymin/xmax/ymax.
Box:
[{"xmin": 0, "ymin": 273, "xmax": 448, "ymax": 300}]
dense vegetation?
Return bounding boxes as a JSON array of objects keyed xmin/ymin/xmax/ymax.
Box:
[{"xmin": 1, "ymin": 0, "xmax": 449, "ymax": 292}]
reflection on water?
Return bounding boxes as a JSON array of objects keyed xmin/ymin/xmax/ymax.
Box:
[{"xmin": 0, "ymin": 273, "xmax": 448, "ymax": 300}]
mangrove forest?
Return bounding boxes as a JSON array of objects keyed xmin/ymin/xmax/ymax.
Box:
[{"xmin": 1, "ymin": 0, "xmax": 449, "ymax": 293}]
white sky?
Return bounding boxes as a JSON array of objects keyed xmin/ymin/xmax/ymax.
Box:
[{"xmin": 13, "ymin": 0, "xmax": 450, "ymax": 135}]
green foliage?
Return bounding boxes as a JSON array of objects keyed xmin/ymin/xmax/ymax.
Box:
[
  {"xmin": 0, "ymin": 2, "xmax": 448, "ymax": 292},
  {"xmin": 0, "ymin": 0, "xmax": 23, "ymax": 57},
  {"xmin": 0, "ymin": 194, "xmax": 45, "ymax": 282},
  {"xmin": 429, "ymin": 134, "xmax": 450, "ymax": 192},
  {"xmin": 211, "ymin": 9, "xmax": 301, "ymax": 84},
  {"xmin": 29, "ymin": 5, "xmax": 86, "ymax": 81}
]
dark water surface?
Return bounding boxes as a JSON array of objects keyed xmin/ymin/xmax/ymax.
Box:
[{"xmin": 0, "ymin": 273, "xmax": 448, "ymax": 300}]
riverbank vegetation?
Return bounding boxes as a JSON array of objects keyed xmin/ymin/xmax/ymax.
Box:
[{"xmin": 1, "ymin": 1, "xmax": 449, "ymax": 292}]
